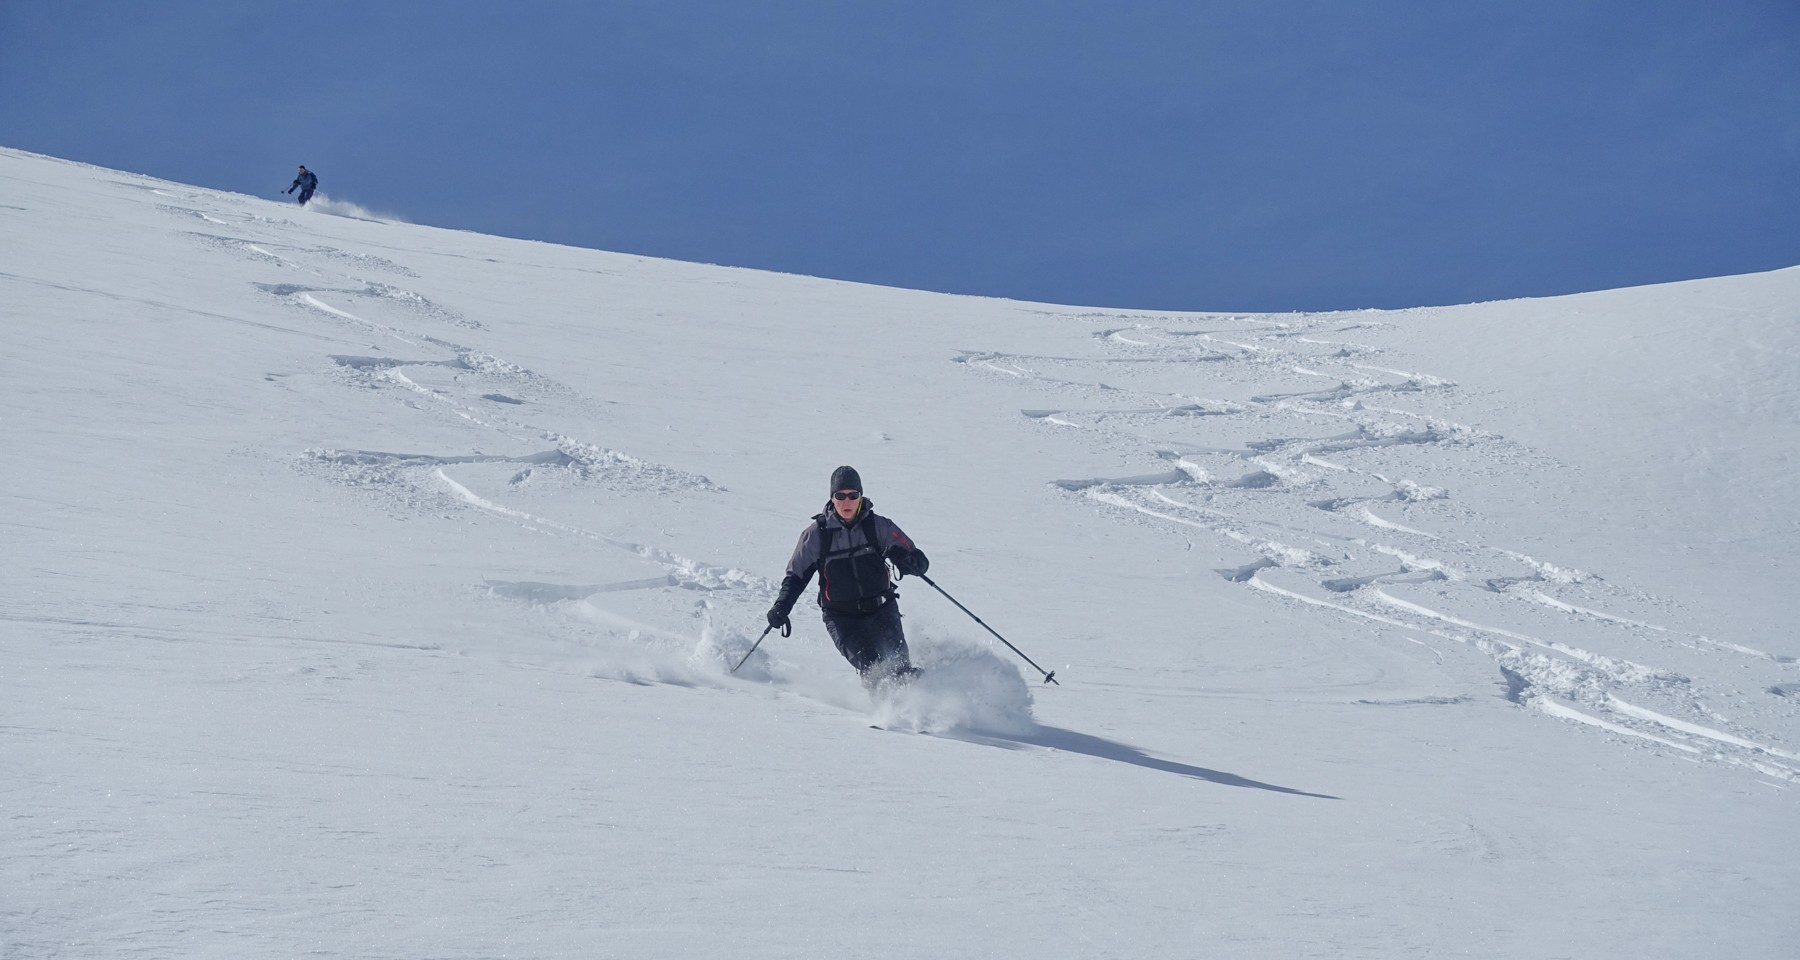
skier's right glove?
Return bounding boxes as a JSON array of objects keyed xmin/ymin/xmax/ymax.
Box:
[
  {"xmin": 766, "ymin": 574, "xmax": 803, "ymax": 635},
  {"xmin": 765, "ymin": 605, "xmax": 791, "ymax": 636}
]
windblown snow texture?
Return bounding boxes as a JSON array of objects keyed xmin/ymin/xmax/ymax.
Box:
[{"xmin": 4, "ymin": 147, "xmax": 1797, "ymax": 959}]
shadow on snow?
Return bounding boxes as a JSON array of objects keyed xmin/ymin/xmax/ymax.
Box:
[{"xmin": 949, "ymin": 724, "xmax": 1340, "ymax": 800}]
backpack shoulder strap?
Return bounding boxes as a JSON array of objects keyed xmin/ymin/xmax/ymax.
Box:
[{"xmin": 859, "ymin": 509, "xmax": 885, "ymax": 553}]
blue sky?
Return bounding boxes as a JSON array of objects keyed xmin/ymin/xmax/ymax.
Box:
[{"xmin": 4, "ymin": 1, "xmax": 1796, "ymax": 311}]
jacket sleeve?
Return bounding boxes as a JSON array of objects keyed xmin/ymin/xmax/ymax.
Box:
[
  {"xmin": 773, "ymin": 525, "xmax": 820, "ymax": 614},
  {"xmin": 873, "ymin": 516, "xmax": 913, "ymax": 553},
  {"xmin": 874, "ymin": 517, "xmax": 925, "ymax": 570}
]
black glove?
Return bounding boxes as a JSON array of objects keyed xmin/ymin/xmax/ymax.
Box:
[
  {"xmin": 890, "ymin": 548, "xmax": 928, "ymax": 578},
  {"xmin": 765, "ymin": 605, "xmax": 791, "ymax": 635},
  {"xmin": 767, "ymin": 574, "xmax": 800, "ymax": 635},
  {"xmin": 286, "ymin": 186, "xmax": 295, "ymax": 194}
]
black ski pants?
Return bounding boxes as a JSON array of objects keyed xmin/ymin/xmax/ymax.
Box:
[
  {"xmin": 297, "ymin": 186, "xmax": 315, "ymax": 205},
  {"xmin": 823, "ymin": 599, "xmax": 910, "ymax": 677}
]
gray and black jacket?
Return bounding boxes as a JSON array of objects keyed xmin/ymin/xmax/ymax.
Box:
[{"xmin": 773, "ymin": 499, "xmax": 923, "ymax": 617}]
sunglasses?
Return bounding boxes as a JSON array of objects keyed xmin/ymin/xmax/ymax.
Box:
[{"xmin": 832, "ymin": 490, "xmax": 861, "ymax": 501}]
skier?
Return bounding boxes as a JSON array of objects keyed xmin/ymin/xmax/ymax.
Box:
[
  {"xmin": 767, "ymin": 466, "xmax": 929, "ymax": 685},
  {"xmin": 286, "ymin": 165, "xmax": 319, "ymax": 205}
]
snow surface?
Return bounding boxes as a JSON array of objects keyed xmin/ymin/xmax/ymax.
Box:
[{"xmin": 4, "ymin": 146, "xmax": 1799, "ymax": 958}]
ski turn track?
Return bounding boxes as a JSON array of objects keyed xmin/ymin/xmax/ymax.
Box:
[{"xmin": 970, "ymin": 311, "xmax": 1800, "ymax": 783}]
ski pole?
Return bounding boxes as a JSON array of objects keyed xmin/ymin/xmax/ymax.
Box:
[
  {"xmin": 917, "ymin": 573, "xmax": 1058, "ymax": 685},
  {"xmin": 730, "ymin": 623, "xmax": 778, "ymax": 675}
]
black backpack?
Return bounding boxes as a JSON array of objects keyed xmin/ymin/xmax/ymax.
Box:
[{"xmin": 814, "ymin": 510, "xmax": 892, "ymax": 613}]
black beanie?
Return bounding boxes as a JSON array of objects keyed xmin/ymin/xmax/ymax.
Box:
[{"xmin": 830, "ymin": 465, "xmax": 862, "ymax": 494}]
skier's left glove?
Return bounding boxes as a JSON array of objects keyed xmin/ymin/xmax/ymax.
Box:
[{"xmin": 891, "ymin": 548, "xmax": 928, "ymax": 578}]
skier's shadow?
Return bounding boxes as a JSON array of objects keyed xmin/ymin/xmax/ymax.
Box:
[{"xmin": 949, "ymin": 724, "xmax": 1340, "ymax": 800}]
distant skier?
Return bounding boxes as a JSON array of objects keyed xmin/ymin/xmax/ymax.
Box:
[
  {"xmin": 767, "ymin": 466, "xmax": 930, "ymax": 685},
  {"xmin": 286, "ymin": 165, "xmax": 318, "ymax": 205}
]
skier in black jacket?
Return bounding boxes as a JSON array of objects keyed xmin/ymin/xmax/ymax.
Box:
[
  {"xmin": 286, "ymin": 165, "xmax": 319, "ymax": 205},
  {"xmin": 767, "ymin": 466, "xmax": 929, "ymax": 684}
]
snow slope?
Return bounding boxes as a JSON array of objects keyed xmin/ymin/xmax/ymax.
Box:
[{"xmin": 4, "ymin": 147, "xmax": 1798, "ymax": 958}]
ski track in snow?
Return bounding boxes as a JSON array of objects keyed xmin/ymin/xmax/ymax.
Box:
[
  {"xmin": 160, "ymin": 201, "xmax": 752, "ymax": 648},
  {"xmin": 967, "ymin": 314, "xmax": 1800, "ymax": 782},
  {"xmin": 163, "ymin": 197, "xmax": 1026, "ymax": 733},
  {"xmin": 140, "ymin": 191, "xmax": 1799, "ymax": 766},
  {"xmin": 19, "ymin": 151, "xmax": 1800, "ymax": 960}
]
